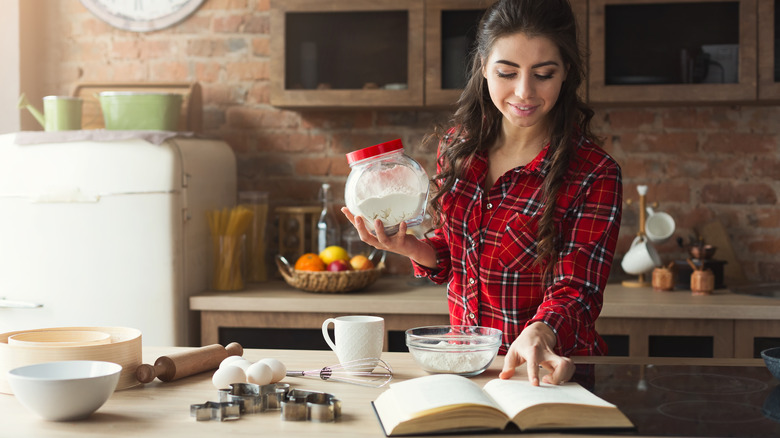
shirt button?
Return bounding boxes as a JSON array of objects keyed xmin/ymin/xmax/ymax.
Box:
[
  {"xmin": 468, "ymin": 313, "xmax": 476, "ymax": 319},
  {"xmin": 468, "ymin": 278, "xmax": 475, "ymax": 285},
  {"xmin": 486, "ymin": 202, "xmax": 493, "ymax": 209}
]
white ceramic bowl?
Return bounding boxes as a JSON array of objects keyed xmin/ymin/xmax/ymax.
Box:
[
  {"xmin": 7, "ymin": 360, "xmax": 122, "ymax": 421},
  {"xmin": 405, "ymin": 325, "xmax": 502, "ymax": 376}
]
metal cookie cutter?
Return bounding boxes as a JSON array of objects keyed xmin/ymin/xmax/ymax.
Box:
[
  {"xmin": 190, "ymin": 401, "xmax": 241, "ymax": 421},
  {"xmin": 218, "ymin": 382, "xmax": 291, "ymax": 414},
  {"xmin": 281, "ymin": 389, "xmax": 341, "ymax": 422}
]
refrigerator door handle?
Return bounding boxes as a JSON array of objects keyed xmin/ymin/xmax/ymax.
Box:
[{"xmin": 0, "ymin": 298, "xmax": 43, "ymax": 308}]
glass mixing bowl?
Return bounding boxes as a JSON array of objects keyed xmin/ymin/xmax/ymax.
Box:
[{"xmin": 405, "ymin": 325, "xmax": 503, "ymax": 376}]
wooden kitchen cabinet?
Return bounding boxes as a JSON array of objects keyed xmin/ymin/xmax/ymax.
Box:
[
  {"xmin": 191, "ymin": 279, "xmax": 780, "ymax": 359},
  {"xmin": 271, "ymin": 0, "xmax": 768, "ymax": 108},
  {"xmin": 758, "ymin": 0, "xmax": 780, "ymax": 100},
  {"xmin": 596, "ymin": 318, "xmax": 736, "ymax": 358},
  {"xmin": 269, "ymin": 0, "xmax": 424, "ymax": 108},
  {"xmin": 588, "ymin": 0, "xmax": 758, "ymax": 104},
  {"xmin": 270, "ymin": 0, "xmax": 589, "ymax": 108}
]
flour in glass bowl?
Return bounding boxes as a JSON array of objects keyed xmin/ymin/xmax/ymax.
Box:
[{"xmin": 410, "ymin": 342, "xmax": 497, "ymax": 374}]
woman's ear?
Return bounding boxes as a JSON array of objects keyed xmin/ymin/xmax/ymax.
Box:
[{"xmin": 481, "ymin": 57, "xmax": 488, "ymax": 79}]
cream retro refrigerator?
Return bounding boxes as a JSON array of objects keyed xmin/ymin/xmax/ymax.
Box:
[{"xmin": 0, "ymin": 133, "xmax": 236, "ymax": 346}]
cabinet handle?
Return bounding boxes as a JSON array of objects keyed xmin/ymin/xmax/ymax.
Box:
[{"xmin": 0, "ymin": 298, "xmax": 43, "ymax": 309}]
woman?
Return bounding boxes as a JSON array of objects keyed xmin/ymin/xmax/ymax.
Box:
[{"xmin": 343, "ymin": 0, "xmax": 622, "ymax": 386}]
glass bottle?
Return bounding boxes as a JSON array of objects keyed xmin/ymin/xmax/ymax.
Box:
[{"xmin": 316, "ymin": 183, "xmax": 341, "ymax": 253}]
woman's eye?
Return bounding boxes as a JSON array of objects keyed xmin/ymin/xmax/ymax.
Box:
[{"xmin": 495, "ymin": 71, "xmax": 555, "ymax": 80}]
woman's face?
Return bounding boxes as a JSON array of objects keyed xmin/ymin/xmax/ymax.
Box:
[{"xmin": 482, "ymin": 32, "xmax": 567, "ymax": 131}]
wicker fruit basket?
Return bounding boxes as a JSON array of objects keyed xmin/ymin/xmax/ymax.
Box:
[{"xmin": 276, "ymin": 253, "xmax": 385, "ymax": 293}]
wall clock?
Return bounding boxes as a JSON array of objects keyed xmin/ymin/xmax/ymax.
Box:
[{"xmin": 80, "ymin": 0, "xmax": 206, "ymax": 32}]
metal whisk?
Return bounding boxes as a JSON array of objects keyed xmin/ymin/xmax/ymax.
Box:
[{"xmin": 285, "ymin": 358, "xmax": 393, "ymax": 388}]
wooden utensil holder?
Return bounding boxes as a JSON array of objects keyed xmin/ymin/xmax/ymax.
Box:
[
  {"xmin": 652, "ymin": 266, "xmax": 674, "ymax": 291},
  {"xmin": 688, "ymin": 258, "xmax": 715, "ymax": 295},
  {"xmin": 691, "ymin": 269, "xmax": 715, "ymax": 295}
]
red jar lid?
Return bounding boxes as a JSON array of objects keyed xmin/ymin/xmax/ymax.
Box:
[{"xmin": 346, "ymin": 139, "xmax": 404, "ymax": 164}]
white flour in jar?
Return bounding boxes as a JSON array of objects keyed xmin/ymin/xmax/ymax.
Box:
[
  {"xmin": 411, "ymin": 344, "xmax": 496, "ymax": 374},
  {"xmin": 355, "ymin": 192, "xmax": 424, "ymax": 227},
  {"xmin": 348, "ymin": 163, "xmax": 426, "ymax": 231}
]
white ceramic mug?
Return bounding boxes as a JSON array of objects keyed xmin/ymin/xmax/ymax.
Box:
[
  {"xmin": 622, "ymin": 235, "xmax": 662, "ymax": 275},
  {"xmin": 322, "ymin": 315, "xmax": 384, "ymax": 365},
  {"xmin": 645, "ymin": 207, "xmax": 676, "ymax": 243}
]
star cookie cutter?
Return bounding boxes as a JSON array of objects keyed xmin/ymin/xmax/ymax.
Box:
[{"xmin": 189, "ymin": 401, "xmax": 241, "ymax": 421}]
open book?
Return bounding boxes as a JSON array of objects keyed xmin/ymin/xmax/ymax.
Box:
[{"xmin": 372, "ymin": 374, "xmax": 634, "ymax": 436}]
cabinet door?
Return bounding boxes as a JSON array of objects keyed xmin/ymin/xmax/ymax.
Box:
[
  {"xmin": 424, "ymin": 0, "xmax": 494, "ymax": 107},
  {"xmin": 270, "ymin": 0, "xmax": 424, "ymax": 108},
  {"xmin": 588, "ymin": 0, "xmax": 757, "ymax": 104},
  {"xmin": 758, "ymin": 0, "xmax": 780, "ymax": 100}
]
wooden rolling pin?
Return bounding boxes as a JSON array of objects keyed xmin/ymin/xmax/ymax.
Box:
[{"xmin": 135, "ymin": 342, "xmax": 243, "ymax": 383}]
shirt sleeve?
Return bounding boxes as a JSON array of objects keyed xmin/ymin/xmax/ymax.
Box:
[
  {"xmin": 411, "ymin": 220, "xmax": 452, "ymax": 283},
  {"xmin": 527, "ymin": 161, "xmax": 623, "ymax": 356}
]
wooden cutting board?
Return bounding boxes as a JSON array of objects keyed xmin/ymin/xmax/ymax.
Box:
[{"xmin": 70, "ymin": 82, "xmax": 202, "ymax": 132}]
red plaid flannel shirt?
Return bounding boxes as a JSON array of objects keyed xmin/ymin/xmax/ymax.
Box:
[{"xmin": 413, "ymin": 132, "xmax": 622, "ymax": 356}]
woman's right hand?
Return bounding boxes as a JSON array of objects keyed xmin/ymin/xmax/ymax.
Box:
[{"xmin": 341, "ymin": 207, "xmax": 438, "ymax": 268}]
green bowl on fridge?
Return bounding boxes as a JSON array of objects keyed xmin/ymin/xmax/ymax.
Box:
[{"xmin": 99, "ymin": 92, "xmax": 182, "ymax": 131}]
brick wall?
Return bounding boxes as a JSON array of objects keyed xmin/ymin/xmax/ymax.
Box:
[
  {"xmin": 594, "ymin": 105, "xmax": 780, "ymax": 283},
  {"xmin": 35, "ymin": 0, "xmax": 780, "ymax": 282}
]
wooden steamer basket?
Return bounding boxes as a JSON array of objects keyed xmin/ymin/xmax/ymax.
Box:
[
  {"xmin": 0, "ymin": 326, "xmax": 142, "ymax": 394},
  {"xmin": 275, "ymin": 253, "xmax": 385, "ymax": 293}
]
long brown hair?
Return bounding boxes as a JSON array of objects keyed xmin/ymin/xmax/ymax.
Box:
[{"xmin": 426, "ymin": 0, "xmax": 597, "ymax": 275}]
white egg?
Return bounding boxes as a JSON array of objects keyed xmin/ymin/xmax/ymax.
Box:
[
  {"xmin": 258, "ymin": 358, "xmax": 287, "ymax": 383},
  {"xmin": 219, "ymin": 355, "xmax": 244, "ymax": 369},
  {"xmin": 230, "ymin": 359, "xmax": 253, "ymax": 372},
  {"xmin": 212, "ymin": 365, "xmax": 246, "ymax": 389},
  {"xmin": 246, "ymin": 362, "xmax": 273, "ymax": 385}
]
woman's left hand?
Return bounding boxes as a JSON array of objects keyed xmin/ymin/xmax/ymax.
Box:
[{"xmin": 498, "ymin": 322, "xmax": 575, "ymax": 386}]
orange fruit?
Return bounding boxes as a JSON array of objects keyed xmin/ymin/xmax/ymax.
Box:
[
  {"xmin": 349, "ymin": 255, "xmax": 374, "ymax": 270},
  {"xmin": 319, "ymin": 245, "xmax": 350, "ymax": 265},
  {"xmin": 294, "ymin": 253, "xmax": 326, "ymax": 271}
]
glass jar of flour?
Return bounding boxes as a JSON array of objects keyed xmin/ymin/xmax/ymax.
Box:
[{"xmin": 345, "ymin": 139, "xmax": 429, "ymax": 236}]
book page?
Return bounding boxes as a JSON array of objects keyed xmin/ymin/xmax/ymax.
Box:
[
  {"xmin": 483, "ymin": 379, "xmax": 615, "ymax": 419},
  {"xmin": 386, "ymin": 374, "xmax": 501, "ymax": 418}
]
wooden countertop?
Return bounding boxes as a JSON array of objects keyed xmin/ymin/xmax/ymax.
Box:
[
  {"xmin": 0, "ymin": 347, "xmax": 764, "ymax": 437},
  {"xmin": 190, "ymin": 277, "xmax": 780, "ymax": 320}
]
